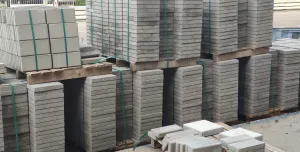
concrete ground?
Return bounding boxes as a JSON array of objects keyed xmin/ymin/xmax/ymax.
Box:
[{"xmin": 234, "ymin": 112, "xmax": 300, "ymax": 152}]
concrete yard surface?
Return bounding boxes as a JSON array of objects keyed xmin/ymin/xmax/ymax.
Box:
[{"xmin": 234, "ymin": 112, "xmax": 300, "ymax": 152}]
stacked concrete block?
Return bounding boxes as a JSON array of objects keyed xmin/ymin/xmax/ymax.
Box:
[
  {"xmin": 238, "ymin": 0, "xmax": 248, "ymax": 49},
  {"xmin": 148, "ymin": 124, "xmax": 183, "ymax": 141},
  {"xmin": 198, "ymin": 59, "xmax": 213, "ymax": 121},
  {"xmin": 269, "ymin": 46, "xmax": 279, "ymax": 108},
  {"xmin": 0, "ymin": 7, "xmax": 52, "ymax": 72},
  {"xmin": 109, "ymin": 0, "xmax": 123, "ymax": 58},
  {"xmin": 242, "ymin": 54, "xmax": 271, "ymax": 117},
  {"xmin": 220, "ymin": 135, "xmax": 265, "ymax": 152},
  {"xmin": 112, "ymin": 67, "xmax": 133, "ymax": 141},
  {"xmin": 183, "ymin": 120, "xmax": 224, "ymax": 136},
  {"xmin": 276, "ymin": 47, "xmax": 300, "ymax": 110},
  {"xmin": 86, "ymin": 0, "xmax": 110, "ymax": 55},
  {"xmin": 0, "ymin": 63, "xmax": 5, "ymax": 74},
  {"xmin": 220, "ymin": 128, "xmax": 263, "ymax": 141},
  {"xmin": 202, "ymin": 0, "xmax": 238, "ymax": 55},
  {"xmin": 133, "ymin": 69, "xmax": 163, "ymax": 141},
  {"xmin": 247, "ymin": 0, "xmax": 274, "ymax": 48},
  {"xmin": 27, "ymin": 82, "xmax": 65, "ymax": 152},
  {"xmin": 174, "ymin": 0, "xmax": 203, "ymax": 59},
  {"xmin": 213, "ymin": 59, "xmax": 239, "ymax": 122},
  {"xmin": 159, "ymin": 0, "xmax": 174, "ymax": 60},
  {"xmin": 171, "ymin": 65, "xmax": 202, "ymax": 126},
  {"xmin": 80, "ymin": 45, "xmax": 99, "ymax": 58},
  {"xmin": 0, "ymin": 74, "xmax": 30, "ymax": 152},
  {"xmin": 80, "ymin": 75, "xmax": 116, "ymax": 152},
  {"xmin": 46, "ymin": 7, "xmax": 81, "ymax": 68},
  {"xmin": 123, "ymin": 0, "xmax": 160, "ymax": 62}
]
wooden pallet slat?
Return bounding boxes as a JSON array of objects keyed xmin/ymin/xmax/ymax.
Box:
[{"xmin": 26, "ymin": 62, "xmax": 112, "ymax": 85}]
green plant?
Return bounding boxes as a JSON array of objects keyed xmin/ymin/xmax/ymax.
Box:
[{"xmin": 75, "ymin": 0, "xmax": 85, "ymax": 6}]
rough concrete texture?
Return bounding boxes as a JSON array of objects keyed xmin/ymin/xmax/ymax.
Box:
[
  {"xmin": 112, "ymin": 67, "xmax": 133, "ymax": 141},
  {"xmin": 133, "ymin": 69, "xmax": 163, "ymax": 141},
  {"xmin": 234, "ymin": 112, "xmax": 300, "ymax": 152},
  {"xmin": 0, "ymin": 74, "xmax": 29, "ymax": 152},
  {"xmin": 166, "ymin": 65, "xmax": 202, "ymax": 126},
  {"xmin": 80, "ymin": 75, "xmax": 117, "ymax": 152},
  {"xmin": 220, "ymin": 128, "xmax": 263, "ymax": 141},
  {"xmin": 240, "ymin": 54, "xmax": 271, "ymax": 117},
  {"xmin": 269, "ymin": 46, "xmax": 278, "ymax": 108},
  {"xmin": 80, "ymin": 45, "xmax": 99, "ymax": 58},
  {"xmin": 202, "ymin": 0, "xmax": 238, "ymax": 54},
  {"xmin": 27, "ymin": 82, "xmax": 65, "ymax": 152},
  {"xmin": 247, "ymin": 0, "xmax": 273, "ymax": 48},
  {"xmin": 238, "ymin": 0, "xmax": 248, "ymax": 49},
  {"xmin": 213, "ymin": 59, "xmax": 239, "ymax": 122},
  {"xmin": 183, "ymin": 120, "xmax": 224, "ymax": 137},
  {"xmin": 149, "ymin": 124, "xmax": 183, "ymax": 139}
]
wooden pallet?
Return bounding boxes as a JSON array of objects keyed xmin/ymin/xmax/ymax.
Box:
[
  {"xmin": 24, "ymin": 62, "xmax": 112, "ymax": 85},
  {"xmin": 203, "ymin": 47, "xmax": 270, "ymax": 62},
  {"xmin": 216, "ymin": 123, "xmax": 285, "ymax": 152},
  {"xmin": 114, "ymin": 138, "xmax": 150, "ymax": 151},
  {"xmin": 107, "ymin": 57, "xmax": 199, "ymax": 71}
]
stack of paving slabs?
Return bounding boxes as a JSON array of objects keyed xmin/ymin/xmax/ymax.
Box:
[
  {"xmin": 183, "ymin": 120, "xmax": 224, "ymax": 136},
  {"xmin": 174, "ymin": 0, "xmax": 203, "ymax": 59},
  {"xmin": 80, "ymin": 75, "xmax": 117, "ymax": 151},
  {"xmin": 27, "ymin": 82, "xmax": 65, "ymax": 152},
  {"xmin": 80, "ymin": 45, "xmax": 102, "ymax": 65},
  {"xmin": 86, "ymin": 0, "xmax": 110, "ymax": 55},
  {"xmin": 172, "ymin": 65, "xmax": 202, "ymax": 126},
  {"xmin": 45, "ymin": 7, "xmax": 81, "ymax": 68},
  {"xmin": 124, "ymin": 0, "xmax": 160, "ymax": 62},
  {"xmin": 0, "ymin": 74, "xmax": 30, "ymax": 152},
  {"xmin": 219, "ymin": 128, "xmax": 263, "ymax": 141},
  {"xmin": 109, "ymin": 0, "xmax": 123, "ymax": 58},
  {"xmin": 112, "ymin": 67, "xmax": 133, "ymax": 141},
  {"xmin": 247, "ymin": 0, "xmax": 274, "ymax": 49},
  {"xmin": 220, "ymin": 135, "xmax": 265, "ymax": 152},
  {"xmin": 213, "ymin": 59, "xmax": 239, "ymax": 122},
  {"xmin": 202, "ymin": 0, "xmax": 238, "ymax": 55},
  {"xmin": 269, "ymin": 46, "xmax": 279, "ymax": 108},
  {"xmin": 198, "ymin": 59, "xmax": 213, "ymax": 121},
  {"xmin": 0, "ymin": 7, "xmax": 52, "ymax": 72},
  {"xmin": 133, "ymin": 69, "xmax": 163, "ymax": 141},
  {"xmin": 242, "ymin": 54, "xmax": 271, "ymax": 118},
  {"xmin": 161, "ymin": 130, "xmax": 200, "ymax": 151},
  {"xmin": 168, "ymin": 136, "xmax": 222, "ymax": 152},
  {"xmin": 238, "ymin": 0, "xmax": 248, "ymax": 49},
  {"xmin": 276, "ymin": 47, "xmax": 300, "ymax": 110},
  {"xmin": 159, "ymin": 0, "xmax": 174, "ymax": 60},
  {"xmin": 148, "ymin": 124, "xmax": 183, "ymax": 141}
]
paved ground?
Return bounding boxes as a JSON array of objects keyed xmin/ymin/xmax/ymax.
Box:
[{"xmin": 234, "ymin": 112, "xmax": 300, "ymax": 152}]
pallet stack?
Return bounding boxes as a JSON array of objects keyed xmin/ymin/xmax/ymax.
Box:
[
  {"xmin": 133, "ymin": 69, "xmax": 163, "ymax": 141},
  {"xmin": 27, "ymin": 82, "xmax": 65, "ymax": 152},
  {"xmin": 242, "ymin": 54, "xmax": 272, "ymax": 118},
  {"xmin": 0, "ymin": 74, "xmax": 30, "ymax": 152},
  {"xmin": 213, "ymin": 60, "xmax": 239, "ymax": 122},
  {"xmin": 238, "ymin": 0, "xmax": 248, "ymax": 49},
  {"xmin": 80, "ymin": 75, "xmax": 117, "ymax": 152},
  {"xmin": 0, "ymin": 7, "xmax": 81, "ymax": 72},
  {"xmin": 112, "ymin": 67, "xmax": 133, "ymax": 141},
  {"xmin": 269, "ymin": 46, "xmax": 279, "ymax": 108}
]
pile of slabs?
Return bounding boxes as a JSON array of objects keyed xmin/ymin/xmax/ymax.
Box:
[
  {"xmin": 220, "ymin": 135, "xmax": 265, "ymax": 152},
  {"xmin": 183, "ymin": 120, "xmax": 224, "ymax": 136},
  {"xmin": 80, "ymin": 45, "xmax": 102, "ymax": 65},
  {"xmin": 269, "ymin": 46, "xmax": 279, "ymax": 108},
  {"xmin": 148, "ymin": 124, "xmax": 183, "ymax": 141},
  {"xmin": 172, "ymin": 65, "xmax": 202, "ymax": 126},
  {"xmin": 0, "ymin": 62, "xmax": 6, "ymax": 74},
  {"xmin": 80, "ymin": 75, "xmax": 117, "ymax": 151},
  {"xmin": 112, "ymin": 67, "xmax": 133, "ymax": 141},
  {"xmin": 220, "ymin": 128, "xmax": 263, "ymax": 141},
  {"xmin": 213, "ymin": 59, "xmax": 239, "ymax": 122},
  {"xmin": 238, "ymin": 0, "xmax": 248, "ymax": 49},
  {"xmin": 242, "ymin": 54, "xmax": 271, "ymax": 118},
  {"xmin": 276, "ymin": 47, "xmax": 300, "ymax": 110},
  {"xmin": 0, "ymin": 74, "xmax": 30, "ymax": 152},
  {"xmin": 202, "ymin": 0, "xmax": 238, "ymax": 55},
  {"xmin": 198, "ymin": 59, "xmax": 213, "ymax": 121},
  {"xmin": 109, "ymin": 0, "xmax": 123, "ymax": 58},
  {"xmin": 168, "ymin": 136, "xmax": 222, "ymax": 152},
  {"xmin": 173, "ymin": 0, "xmax": 203, "ymax": 59},
  {"xmin": 247, "ymin": 0, "xmax": 273, "ymax": 48},
  {"xmin": 159, "ymin": 0, "xmax": 174, "ymax": 60},
  {"xmin": 27, "ymin": 82, "xmax": 65, "ymax": 152},
  {"xmin": 133, "ymin": 69, "xmax": 163, "ymax": 141}
]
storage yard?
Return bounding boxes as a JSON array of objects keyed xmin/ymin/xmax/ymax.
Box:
[{"xmin": 0, "ymin": 0, "xmax": 298, "ymax": 152}]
